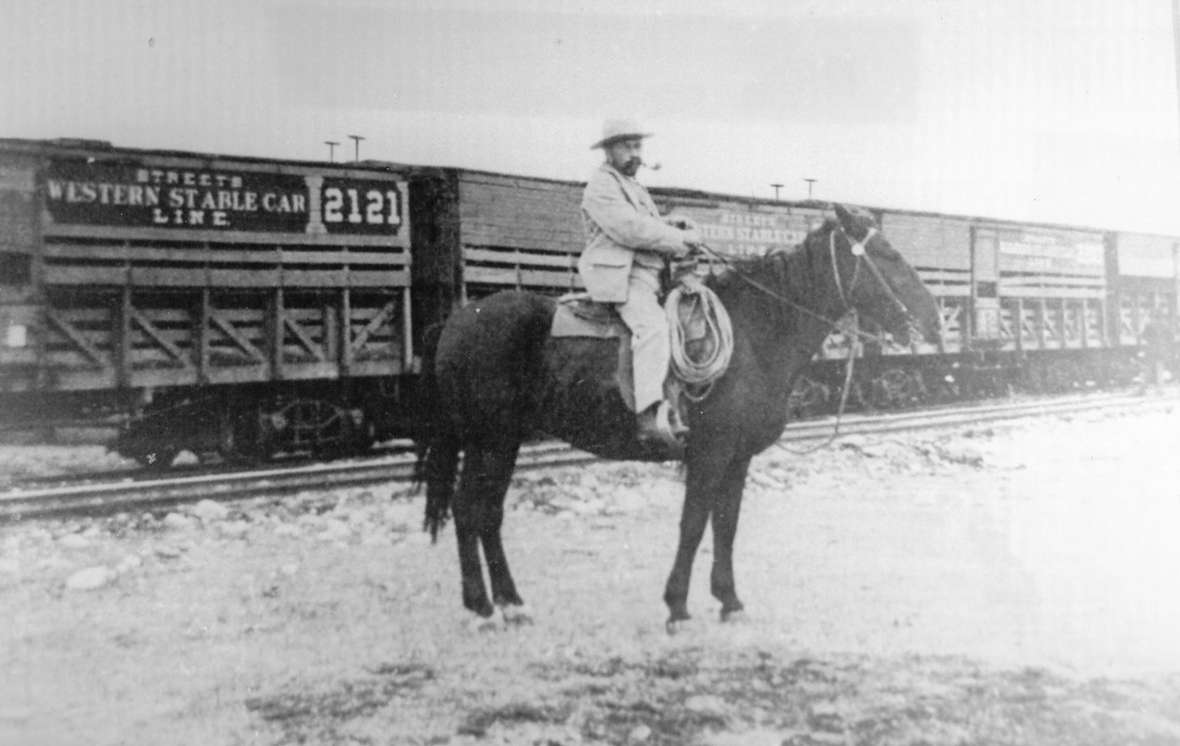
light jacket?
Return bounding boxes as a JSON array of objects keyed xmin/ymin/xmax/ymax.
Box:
[{"xmin": 578, "ymin": 163, "xmax": 688, "ymax": 303}]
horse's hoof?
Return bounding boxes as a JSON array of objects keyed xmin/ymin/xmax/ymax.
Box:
[
  {"xmin": 720, "ymin": 608, "xmax": 748, "ymax": 624},
  {"xmin": 501, "ymin": 604, "xmax": 534, "ymax": 627},
  {"xmin": 665, "ymin": 615, "xmax": 694, "ymax": 636},
  {"xmin": 463, "ymin": 615, "xmax": 500, "ymax": 634}
]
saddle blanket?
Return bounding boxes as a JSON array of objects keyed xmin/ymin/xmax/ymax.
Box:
[
  {"xmin": 549, "ymin": 291, "xmax": 714, "ymax": 414},
  {"xmin": 551, "ymin": 293, "xmax": 637, "ymax": 410}
]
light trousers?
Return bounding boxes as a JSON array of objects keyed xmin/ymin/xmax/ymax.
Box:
[{"xmin": 615, "ymin": 268, "xmax": 669, "ymax": 413}]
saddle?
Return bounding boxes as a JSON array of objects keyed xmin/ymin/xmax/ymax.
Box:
[{"xmin": 550, "ymin": 280, "xmax": 725, "ymax": 419}]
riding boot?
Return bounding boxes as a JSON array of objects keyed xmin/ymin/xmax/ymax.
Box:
[{"xmin": 636, "ymin": 402, "xmax": 686, "ymax": 456}]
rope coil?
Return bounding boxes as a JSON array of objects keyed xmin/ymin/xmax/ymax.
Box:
[{"xmin": 666, "ymin": 277, "xmax": 734, "ymax": 400}]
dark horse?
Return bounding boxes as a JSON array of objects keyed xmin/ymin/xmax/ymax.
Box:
[{"xmin": 416, "ymin": 204, "xmax": 941, "ymax": 631}]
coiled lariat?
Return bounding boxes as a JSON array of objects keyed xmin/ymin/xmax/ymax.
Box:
[{"xmin": 666, "ymin": 277, "xmax": 734, "ymax": 401}]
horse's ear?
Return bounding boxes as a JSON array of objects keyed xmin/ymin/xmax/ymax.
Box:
[{"xmin": 834, "ymin": 203, "xmax": 858, "ymax": 235}]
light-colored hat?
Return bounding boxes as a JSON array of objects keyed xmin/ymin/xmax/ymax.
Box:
[{"xmin": 591, "ymin": 118, "xmax": 653, "ymax": 149}]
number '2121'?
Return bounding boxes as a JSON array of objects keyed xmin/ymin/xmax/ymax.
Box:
[{"xmin": 322, "ymin": 187, "xmax": 401, "ymax": 225}]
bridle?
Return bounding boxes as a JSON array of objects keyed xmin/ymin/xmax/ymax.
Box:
[
  {"xmin": 828, "ymin": 226, "xmax": 924, "ymax": 339},
  {"xmin": 693, "ymin": 222, "xmax": 927, "ymax": 451}
]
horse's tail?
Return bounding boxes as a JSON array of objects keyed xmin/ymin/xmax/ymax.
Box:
[{"xmin": 412, "ymin": 322, "xmax": 460, "ymax": 543}]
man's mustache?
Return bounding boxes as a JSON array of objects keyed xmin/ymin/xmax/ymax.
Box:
[{"xmin": 624, "ymin": 158, "xmax": 661, "ymax": 171}]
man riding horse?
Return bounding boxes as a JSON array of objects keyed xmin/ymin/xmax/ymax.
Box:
[{"xmin": 579, "ymin": 118, "xmax": 702, "ymax": 452}]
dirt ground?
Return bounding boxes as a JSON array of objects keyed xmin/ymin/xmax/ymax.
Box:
[{"xmin": 4, "ymin": 403, "xmax": 1180, "ymax": 745}]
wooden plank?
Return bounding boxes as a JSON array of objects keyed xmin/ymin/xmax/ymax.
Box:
[
  {"xmin": 350, "ymin": 299, "xmax": 398, "ymax": 353},
  {"xmin": 211, "ymin": 308, "xmax": 266, "ymax": 322},
  {"xmin": 268, "ymin": 288, "xmax": 283, "ymax": 379},
  {"xmin": 209, "ymin": 269, "xmax": 280, "ymax": 287},
  {"xmin": 130, "ymin": 267, "xmax": 209, "ymax": 286},
  {"xmin": 519, "ymin": 269, "xmax": 578, "ymax": 289},
  {"xmin": 197, "ymin": 288, "xmax": 211, "ymax": 383},
  {"xmin": 43, "ymin": 266, "xmax": 127, "ymax": 285},
  {"xmin": 463, "ymin": 266, "xmax": 519, "ymax": 285},
  {"xmin": 42, "ymin": 368, "xmax": 118, "ymax": 391},
  {"xmin": 129, "ymin": 307, "xmax": 194, "ymax": 370},
  {"xmin": 999, "ymin": 287, "xmax": 1106, "ymax": 299},
  {"xmin": 350, "ymin": 360, "xmax": 404, "ymax": 377},
  {"xmin": 463, "ymin": 247, "xmax": 578, "ymax": 267},
  {"xmin": 282, "ymin": 249, "xmax": 409, "ymax": 266},
  {"xmin": 280, "ymin": 270, "xmax": 346, "ymax": 287},
  {"xmin": 46, "ymin": 310, "xmax": 110, "ymax": 368},
  {"xmin": 282, "ymin": 314, "xmax": 327, "ymax": 361},
  {"xmin": 45, "ymin": 308, "xmax": 111, "ymax": 323},
  {"xmin": 204, "ymin": 366, "xmax": 270, "ymax": 385},
  {"xmin": 128, "ymin": 368, "xmax": 199, "ymax": 388},
  {"xmin": 348, "ymin": 270, "xmax": 410, "ymax": 287},
  {"xmin": 45, "ymin": 242, "xmax": 276, "ymax": 264},
  {"xmin": 340, "ymin": 287, "xmax": 352, "ymax": 373},
  {"xmin": 209, "ymin": 311, "xmax": 266, "ymax": 362},
  {"xmin": 275, "ymin": 363, "xmax": 340, "ymax": 381},
  {"xmin": 43, "ymin": 222, "xmax": 411, "ymax": 248},
  {"xmin": 135, "ymin": 309, "xmax": 196, "ymax": 323}
]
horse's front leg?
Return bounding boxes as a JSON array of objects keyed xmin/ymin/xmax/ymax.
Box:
[
  {"xmin": 710, "ymin": 455, "xmax": 752, "ymax": 622},
  {"xmin": 663, "ymin": 439, "xmax": 736, "ymax": 632}
]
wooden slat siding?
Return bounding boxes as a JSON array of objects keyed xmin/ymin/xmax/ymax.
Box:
[
  {"xmin": 463, "ymin": 266, "xmax": 519, "ymax": 286},
  {"xmin": 209, "ymin": 311, "xmax": 266, "ymax": 362},
  {"xmin": 130, "ymin": 268, "xmax": 208, "ymax": 287},
  {"xmin": 40, "ymin": 307, "xmax": 111, "ymax": 323},
  {"xmin": 348, "ymin": 271, "xmax": 411, "ymax": 287},
  {"xmin": 519, "ymin": 269, "xmax": 578, "ymax": 289},
  {"xmin": 915, "ymin": 268, "xmax": 972, "ymax": 282},
  {"xmin": 209, "ymin": 269, "xmax": 280, "ymax": 287},
  {"xmin": 463, "ymin": 247, "xmax": 577, "ymax": 267},
  {"xmin": 128, "ymin": 368, "xmax": 200, "ymax": 389},
  {"xmin": 349, "ymin": 299, "xmax": 398, "ymax": 357},
  {"xmin": 42, "ymin": 223, "xmax": 410, "ymax": 248},
  {"xmin": 348, "ymin": 362, "xmax": 400, "ymax": 378},
  {"xmin": 1116, "ymin": 232, "xmax": 1176, "ymax": 278},
  {"xmin": 458, "ymin": 173, "xmax": 584, "ymax": 255},
  {"xmin": 999, "ymin": 287, "xmax": 1106, "ymax": 299},
  {"xmin": 45, "ymin": 310, "xmax": 110, "ymax": 368},
  {"xmin": 202, "ymin": 367, "xmax": 269, "ymax": 385},
  {"xmin": 48, "ymin": 369, "xmax": 118, "ymax": 391},
  {"xmin": 42, "ymin": 243, "xmax": 408, "ymax": 267},
  {"xmin": 273, "ymin": 363, "xmax": 340, "ymax": 381},
  {"xmin": 879, "ymin": 212, "xmax": 973, "ymax": 271},
  {"xmin": 282, "ymin": 314, "xmax": 327, "ymax": 362},
  {"xmin": 43, "ymin": 266, "xmax": 128, "ymax": 285}
]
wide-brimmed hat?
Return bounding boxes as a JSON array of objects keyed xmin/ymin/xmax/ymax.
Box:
[{"xmin": 591, "ymin": 118, "xmax": 653, "ymax": 149}]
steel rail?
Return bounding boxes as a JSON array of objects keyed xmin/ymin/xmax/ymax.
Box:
[{"xmin": 2, "ymin": 391, "xmax": 1175, "ymax": 522}]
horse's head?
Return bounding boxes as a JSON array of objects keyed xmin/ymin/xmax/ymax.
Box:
[{"xmin": 819, "ymin": 204, "xmax": 941, "ymax": 346}]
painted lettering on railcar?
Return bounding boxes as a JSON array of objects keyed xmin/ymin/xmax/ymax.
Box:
[
  {"xmin": 657, "ymin": 198, "xmax": 822, "ymax": 257},
  {"xmin": 43, "ymin": 159, "xmax": 405, "ymax": 235}
]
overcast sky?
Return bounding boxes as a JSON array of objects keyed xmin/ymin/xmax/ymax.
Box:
[{"xmin": 2, "ymin": 0, "xmax": 1178, "ymax": 234}]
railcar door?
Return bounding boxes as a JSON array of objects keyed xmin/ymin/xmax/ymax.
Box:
[{"xmin": 969, "ymin": 226, "xmax": 1002, "ymax": 346}]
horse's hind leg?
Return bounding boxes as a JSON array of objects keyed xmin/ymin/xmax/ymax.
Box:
[
  {"xmin": 473, "ymin": 441, "xmax": 526, "ymax": 613},
  {"xmin": 452, "ymin": 439, "xmax": 521, "ymax": 618}
]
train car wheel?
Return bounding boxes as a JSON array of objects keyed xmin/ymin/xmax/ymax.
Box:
[
  {"xmin": 867, "ymin": 368, "xmax": 925, "ymax": 409},
  {"xmin": 787, "ymin": 375, "xmax": 831, "ymax": 419}
]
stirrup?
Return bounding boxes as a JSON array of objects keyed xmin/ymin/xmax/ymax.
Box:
[{"xmin": 656, "ymin": 400, "xmax": 689, "ymax": 438}]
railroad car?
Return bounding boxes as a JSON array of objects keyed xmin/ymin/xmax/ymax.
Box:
[
  {"xmin": 1, "ymin": 138, "xmax": 1175, "ymax": 465},
  {"xmin": 0, "ymin": 138, "xmax": 414, "ymax": 465}
]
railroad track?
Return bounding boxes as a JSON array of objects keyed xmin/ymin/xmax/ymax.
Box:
[{"xmin": 2, "ymin": 390, "xmax": 1175, "ymax": 522}]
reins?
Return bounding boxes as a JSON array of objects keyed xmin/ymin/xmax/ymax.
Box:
[{"xmin": 689, "ymin": 223, "xmax": 906, "ymax": 451}]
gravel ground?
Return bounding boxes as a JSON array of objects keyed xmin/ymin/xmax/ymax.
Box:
[{"xmin": 3, "ymin": 403, "xmax": 1180, "ymax": 745}]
